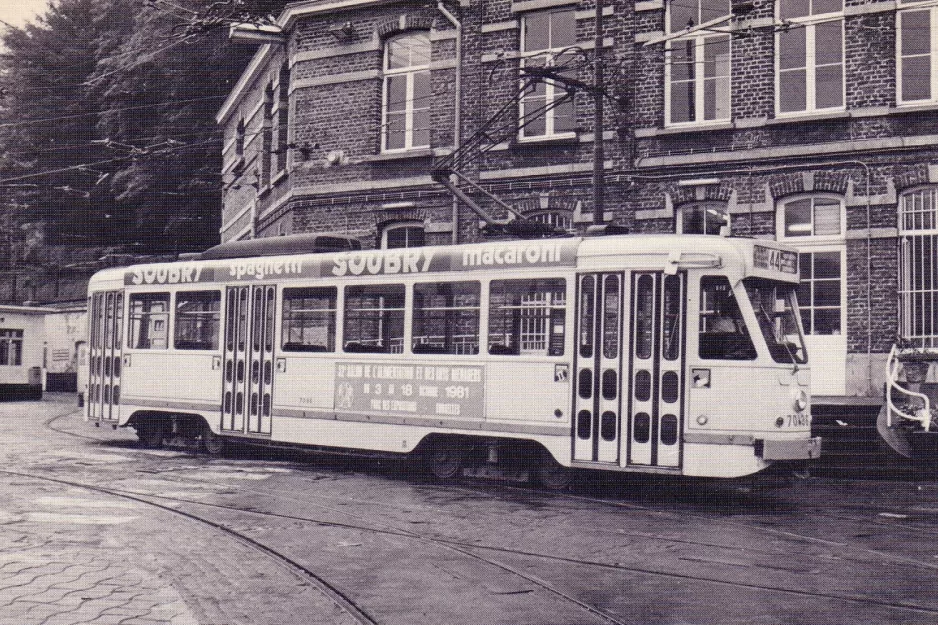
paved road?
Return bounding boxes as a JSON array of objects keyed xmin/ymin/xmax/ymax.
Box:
[
  {"xmin": 2, "ymin": 396, "xmax": 938, "ymax": 624},
  {"xmin": 0, "ymin": 396, "xmax": 359, "ymax": 625}
]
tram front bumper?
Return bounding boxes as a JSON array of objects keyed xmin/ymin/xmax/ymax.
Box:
[{"xmin": 757, "ymin": 436, "xmax": 822, "ymax": 460}]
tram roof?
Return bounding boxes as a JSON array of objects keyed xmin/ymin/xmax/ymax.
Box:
[{"xmin": 87, "ymin": 234, "xmax": 798, "ymax": 289}]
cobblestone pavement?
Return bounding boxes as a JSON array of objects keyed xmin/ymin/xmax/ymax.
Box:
[{"xmin": 0, "ymin": 396, "xmax": 359, "ymax": 625}]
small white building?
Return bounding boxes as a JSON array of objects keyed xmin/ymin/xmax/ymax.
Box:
[
  {"xmin": 0, "ymin": 303, "xmax": 88, "ymax": 400},
  {"xmin": 43, "ymin": 303, "xmax": 87, "ymax": 393},
  {"xmin": 0, "ymin": 305, "xmax": 48, "ymax": 400}
]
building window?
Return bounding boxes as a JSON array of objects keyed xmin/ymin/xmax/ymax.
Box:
[
  {"xmin": 0, "ymin": 330, "xmax": 23, "ymax": 366},
  {"xmin": 261, "ymin": 83, "xmax": 274, "ymax": 187},
  {"xmin": 665, "ymin": 0, "xmax": 731, "ymax": 126},
  {"xmin": 527, "ymin": 210, "xmax": 573, "ymax": 232},
  {"xmin": 797, "ymin": 250, "xmax": 842, "ymax": 335},
  {"xmin": 520, "ymin": 9, "xmax": 576, "ymax": 140},
  {"xmin": 235, "ymin": 118, "xmax": 246, "ymax": 169},
  {"xmin": 128, "ymin": 293, "xmax": 170, "ymax": 349},
  {"xmin": 898, "ymin": 1, "xmax": 938, "ymax": 104},
  {"xmin": 282, "ymin": 287, "xmax": 337, "ymax": 352},
  {"xmin": 412, "ymin": 282, "xmax": 481, "ymax": 355},
  {"xmin": 780, "ymin": 196, "xmax": 843, "ymax": 238},
  {"xmin": 383, "ymin": 32, "xmax": 430, "ymax": 152},
  {"xmin": 777, "ymin": 195, "xmax": 845, "ymax": 337},
  {"xmin": 900, "ymin": 187, "xmax": 938, "ymax": 347},
  {"xmin": 174, "ymin": 291, "xmax": 221, "ymax": 350},
  {"xmin": 776, "ymin": 0, "xmax": 844, "ymax": 115},
  {"xmin": 382, "ymin": 222, "xmax": 425, "ymax": 249},
  {"xmin": 677, "ymin": 202, "xmax": 730, "ymax": 235},
  {"xmin": 275, "ymin": 63, "xmax": 290, "ymax": 174}
]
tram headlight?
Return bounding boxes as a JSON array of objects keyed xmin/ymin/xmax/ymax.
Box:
[
  {"xmin": 696, "ymin": 414, "xmax": 709, "ymax": 426},
  {"xmin": 791, "ymin": 388, "xmax": 808, "ymax": 413}
]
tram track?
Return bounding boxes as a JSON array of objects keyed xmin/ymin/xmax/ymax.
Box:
[
  {"xmin": 42, "ymin": 410, "xmax": 938, "ymax": 620},
  {"xmin": 41, "ymin": 411, "xmax": 631, "ymax": 625},
  {"xmin": 0, "ymin": 467, "xmax": 381, "ymax": 625},
  {"xmin": 38, "ymin": 463, "xmax": 938, "ymax": 619},
  {"xmin": 10, "ymin": 461, "xmax": 938, "ymax": 620}
]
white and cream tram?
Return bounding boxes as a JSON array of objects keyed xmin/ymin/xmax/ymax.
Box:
[{"xmin": 84, "ymin": 233, "xmax": 820, "ymax": 484}]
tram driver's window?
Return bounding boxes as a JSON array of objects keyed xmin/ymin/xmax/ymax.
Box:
[
  {"xmin": 174, "ymin": 291, "xmax": 221, "ymax": 350},
  {"xmin": 412, "ymin": 282, "xmax": 480, "ymax": 355},
  {"xmin": 282, "ymin": 287, "xmax": 337, "ymax": 352},
  {"xmin": 343, "ymin": 284, "xmax": 405, "ymax": 353},
  {"xmin": 488, "ymin": 278, "xmax": 566, "ymax": 356},
  {"xmin": 128, "ymin": 293, "xmax": 170, "ymax": 349},
  {"xmin": 698, "ymin": 276, "xmax": 756, "ymax": 360}
]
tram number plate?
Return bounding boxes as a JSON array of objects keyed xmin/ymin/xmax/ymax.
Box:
[
  {"xmin": 785, "ymin": 413, "xmax": 810, "ymax": 427},
  {"xmin": 754, "ymin": 245, "xmax": 798, "ymax": 274}
]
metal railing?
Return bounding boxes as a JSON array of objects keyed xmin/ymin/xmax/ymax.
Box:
[{"xmin": 885, "ymin": 344, "xmax": 933, "ymax": 431}]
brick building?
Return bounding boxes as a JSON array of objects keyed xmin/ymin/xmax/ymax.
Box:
[{"xmin": 217, "ymin": 0, "xmax": 938, "ymax": 409}]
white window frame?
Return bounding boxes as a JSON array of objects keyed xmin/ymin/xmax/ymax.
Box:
[
  {"xmin": 664, "ymin": 0, "xmax": 732, "ymax": 127},
  {"xmin": 382, "ymin": 32, "xmax": 431, "ymax": 153},
  {"xmin": 776, "ymin": 194, "xmax": 845, "ymax": 242},
  {"xmin": 519, "ymin": 9, "xmax": 577, "ymax": 141},
  {"xmin": 381, "ymin": 221, "xmax": 426, "ymax": 249},
  {"xmin": 776, "ymin": 195, "xmax": 846, "ymax": 337},
  {"xmin": 897, "ymin": 1, "xmax": 938, "ymax": 106},
  {"xmin": 527, "ymin": 210, "xmax": 573, "ymax": 232},
  {"xmin": 775, "ymin": 0, "xmax": 845, "ymax": 117}
]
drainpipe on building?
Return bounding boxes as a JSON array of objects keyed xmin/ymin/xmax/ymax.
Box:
[
  {"xmin": 437, "ymin": 1, "xmax": 462, "ymax": 245},
  {"xmin": 592, "ymin": 0, "xmax": 604, "ymax": 226}
]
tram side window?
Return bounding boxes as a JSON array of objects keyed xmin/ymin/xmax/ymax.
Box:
[
  {"xmin": 128, "ymin": 293, "xmax": 170, "ymax": 349},
  {"xmin": 0, "ymin": 330, "xmax": 23, "ymax": 365},
  {"xmin": 174, "ymin": 291, "xmax": 221, "ymax": 350},
  {"xmin": 282, "ymin": 287, "xmax": 337, "ymax": 352},
  {"xmin": 488, "ymin": 278, "xmax": 566, "ymax": 356},
  {"xmin": 412, "ymin": 282, "xmax": 480, "ymax": 355},
  {"xmin": 343, "ymin": 284, "xmax": 405, "ymax": 353},
  {"xmin": 698, "ymin": 276, "xmax": 756, "ymax": 360}
]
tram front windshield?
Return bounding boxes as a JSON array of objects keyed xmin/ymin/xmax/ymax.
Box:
[{"xmin": 743, "ymin": 278, "xmax": 807, "ymax": 365}]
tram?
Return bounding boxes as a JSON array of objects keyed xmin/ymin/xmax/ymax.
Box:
[{"xmin": 84, "ymin": 232, "xmax": 820, "ymax": 484}]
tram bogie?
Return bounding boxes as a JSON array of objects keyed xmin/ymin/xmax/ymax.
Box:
[{"xmin": 84, "ymin": 233, "xmax": 821, "ymax": 480}]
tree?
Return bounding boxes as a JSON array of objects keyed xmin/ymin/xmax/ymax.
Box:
[
  {"xmin": 94, "ymin": 0, "xmax": 287, "ymax": 252},
  {"xmin": 0, "ymin": 0, "xmax": 132, "ymax": 246},
  {"xmin": 0, "ymin": 0, "xmax": 287, "ymax": 253}
]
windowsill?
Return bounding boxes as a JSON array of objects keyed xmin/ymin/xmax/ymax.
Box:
[
  {"xmin": 768, "ymin": 109, "xmax": 850, "ymax": 125},
  {"xmin": 641, "ymin": 121, "xmax": 733, "ymax": 137},
  {"xmin": 363, "ymin": 148, "xmax": 435, "ymax": 163},
  {"xmin": 271, "ymin": 169, "xmax": 288, "ymax": 186},
  {"xmin": 892, "ymin": 101, "xmax": 938, "ymax": 116},
  {"xmin": 514, "ymin": 132, "xmax": 579, "ymax": 146},
  {"xmin": 229, "ymin": 157, "xmax": 246, "ymax": 177}
]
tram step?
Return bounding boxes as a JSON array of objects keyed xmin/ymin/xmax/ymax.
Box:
[{"xmin": 809, "ymin": 402, "xmax": 919, "ymax": 478}]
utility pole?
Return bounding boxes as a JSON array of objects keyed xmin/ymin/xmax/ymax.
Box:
[{"xmin": 592, "ymin": 0, "xmax": 604, "ymax": 226}]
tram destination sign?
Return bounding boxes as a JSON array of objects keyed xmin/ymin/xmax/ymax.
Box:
[
  {"xmin": 125, "ymin": 240, "xmax": 579, "ymax": 285},
  {"xmin": 753, "ymin": 245, "xmax": 798, "ymax": 275},
  {"xmin": 334, "ymin": 362, "xmax": 484, "ymax": 419}
]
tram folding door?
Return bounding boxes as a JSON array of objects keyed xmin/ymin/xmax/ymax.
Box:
[
  {"xmin": 628, "ymin": 272, "xmax": 685, "ymax": 469},
  {"xmin": 222, "ymin": 285, "xmax": 276, "ymax": 436},
  {"xmin": 88, "ymin": 291, "xmax": 122, "ymax": 423},
  {"xmin": 573, "ymin": 273, "xmax": 625, "ymax": 464}
]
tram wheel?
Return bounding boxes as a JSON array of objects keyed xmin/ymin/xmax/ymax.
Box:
[
  {"xmin": 536, "ymin": 450, "xmax": 573, "ymax": 490},
  {"xmin": 426, "ymin": 439, "xmax": 465, "ymax": 480},
  {"xmin": 137, "ymin": 420, "xmax": 165, "ymax": 449},
  {"xmin": 201, "ymin": 426, "xmax": 225, "ymax": 455}
]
